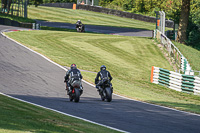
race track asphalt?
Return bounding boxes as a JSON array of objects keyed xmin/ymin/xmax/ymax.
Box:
[
  {"xmin": 1, "ymin": 25, "xmax": 200, "ymax": 133},
  {"xmin": 36, "ymin": 20, "xmax": 153, "ymax": 37}
]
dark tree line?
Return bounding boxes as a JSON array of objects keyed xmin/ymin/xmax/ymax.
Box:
[{"xmin": 1, "ymin": 0, "xmax": 12, "ymax": 13}]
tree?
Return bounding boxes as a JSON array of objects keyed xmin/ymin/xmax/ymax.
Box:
[
  {"xmin": 1, "ymin": 0, "xmax": 12, "ymax": 13},
  {"xmin": 176, "ymin": 0, "xmax": 190, "ymax": 43}
]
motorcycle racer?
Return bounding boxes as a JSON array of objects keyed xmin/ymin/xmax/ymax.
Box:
[
  {"xmin": 95, "ymin": 65, "xmax": 113, "ymax": 94},
  {"xmin": 64, "ymin": 64, "xmax": 83, "ymax": 95}
]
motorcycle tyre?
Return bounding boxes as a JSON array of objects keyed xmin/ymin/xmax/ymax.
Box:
[
  {"xmin": 105, "ymin": 87, "xmax": 112, "ymax": 102},
  {"xmin": 74, "ymin": 88, "xmax": 80, "ymax": 102}
]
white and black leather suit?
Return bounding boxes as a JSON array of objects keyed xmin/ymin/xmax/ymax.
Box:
[
  {"xmin": 64, "ymin": 67, "xmax": 82, "ymax": 88},
  {"xmin": 76, "ymin": 20, "xmax": 85, "ymax": 29}
]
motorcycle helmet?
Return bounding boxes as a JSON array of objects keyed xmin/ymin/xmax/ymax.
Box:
[
  {"xmin": 100, "ymin": 65, "xmax": 106, "ymax": 70},
  {"xmin": 77, "ymin": 20, "xmax": 81, "ymax": 23},
  {"xmin": 71, "ymin": 64, "xmax": 77, "ymax": 69}
]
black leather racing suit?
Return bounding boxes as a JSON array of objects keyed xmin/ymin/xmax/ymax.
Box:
[{"xmin": 95, "ymin": 69, "xmax": 112, "ymax": 89}]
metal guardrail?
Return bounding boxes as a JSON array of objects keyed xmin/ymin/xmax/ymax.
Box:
[{"xmin": 154, "ymin": 29, "xmax": 193, "ymax": 75}]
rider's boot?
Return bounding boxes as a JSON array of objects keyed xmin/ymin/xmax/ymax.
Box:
[
  {"xmin": 67, "ymin": 87, "xmax": 72, "ymax": 95},
  {"xmin": 80, "ymin": 86, "xmax": 83, "ymax": 95},
  {"xmin": 97, "ymin": 86, "xmax": 103, "ymax": 95}
]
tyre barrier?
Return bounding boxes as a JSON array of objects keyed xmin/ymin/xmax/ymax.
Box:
[{"xmin": 151, "ymin": 66, "xmax": 200, "ymax": 96}]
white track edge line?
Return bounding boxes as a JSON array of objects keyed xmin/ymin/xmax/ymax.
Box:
[
  {"xmin": 1, "ymin": 31, "xmax": 128, "ymax": 133},
  {"xmin": 0, "ymin": 92, "xmax": 128, "ymax": 133},
  {"xmin": 2, "ymin": 31, "xmax": 200, "ymax": 117}
]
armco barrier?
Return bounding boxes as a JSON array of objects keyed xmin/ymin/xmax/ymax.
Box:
[{"xmin": 151, "ymin": 66, "xmax": 200, "ymax": 96}]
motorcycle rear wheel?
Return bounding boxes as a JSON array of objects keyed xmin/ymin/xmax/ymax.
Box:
[{"xmin": 74, "ymin": 88, "xmax": 80, "ymax": 102}]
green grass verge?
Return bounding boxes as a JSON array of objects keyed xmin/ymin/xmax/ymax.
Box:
[
  {"xmin": 0, "ymin": 94, "xmax": 120, "ymax": 133},
  {"xmin": 5, "ymin": 30, "xmax": 200, "ymax": 114},
  {"xmin": 173, "ymin": 41, "xmax": 200, "ymax": 72},
  {"xmin": 28, "ymin": 6, "xmax": 157, "ymax": 30},
  {"xmin": 0, "ymin": 13, "xmax": 35, "ymax": 23}
]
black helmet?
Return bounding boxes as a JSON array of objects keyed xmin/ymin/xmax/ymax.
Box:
[
  {"xmin": 71, "ymin": 64, "xmax": 77, "ymax": 69},
  {"xmin": 100, "ymin": 65, "xmax": 106, "ymax": 70}
]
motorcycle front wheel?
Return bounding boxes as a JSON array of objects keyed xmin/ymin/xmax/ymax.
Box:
[{"xmin": 105, "ymin": 87, "xmax": 112, "ymax": 102}]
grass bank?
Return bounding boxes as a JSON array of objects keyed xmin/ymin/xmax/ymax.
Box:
[
  {"xmin": 28, "ymin": 6, "xmax": 156, "ymax": 30},
  {"xmin": 5, "ymin": 30, "xmax": 200, "ymax": 114},
  {"xmin": 0, "ymin": 93, "xmax": 120, "ymax": 133},
  {"xmin": 174, "ymin": 41, "xmax": 200, "ymax": 72}
]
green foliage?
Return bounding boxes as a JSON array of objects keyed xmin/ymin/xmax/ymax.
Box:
[
  {"xmin": 101, "ymin": 0, "xmax": 182, "ymax": 20},
  {"xmin": 190, "ymin": 0, "xmax": 200, "ymax": 29},
  {"xmin": 29, "ymin": 0, "xmax": 43, "ymax": 7},
  {"xmin": 99, "ymin": 0, "xmax": 200, "ymax": 49},
  {"xmin": 185, "ymin": 0, "xmax": 200, "ymax": 50},
  {"xmin": 99, "ymin": 0, "xmax": 113, "ymax": 6},
  {"xmin": 186, "ymin": 18, "xmax": 200, "ymax": 50}
]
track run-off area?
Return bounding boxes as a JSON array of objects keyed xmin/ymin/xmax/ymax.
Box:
[{"xmin": 0, "ymin": 25, "xmax": 200, "ymax": 133}]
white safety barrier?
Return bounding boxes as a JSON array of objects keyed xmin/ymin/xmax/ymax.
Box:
[{"xmin": 151, "ymin": 66, "xmax": 200, "ymax": 96}]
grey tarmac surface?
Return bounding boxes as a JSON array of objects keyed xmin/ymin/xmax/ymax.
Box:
[
  {"xmin": 1, "ymin": 25, "xmax": 200, "ymax": 133},
  {"xmin": 36, "ymin": 20, "xmax": 153, "ymax": 37}
]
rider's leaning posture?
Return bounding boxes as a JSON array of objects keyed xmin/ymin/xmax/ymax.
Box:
[
  {"xmin": 64, "ymin": 64, "xmax": 83, "ymax": 94},
  {"xmin": 95, "ymin": 65, "xmax": 113, "ymax": 93},
  {"xmin": 75, "ymin": 20, "xmax": 85, "ymax": 32}
]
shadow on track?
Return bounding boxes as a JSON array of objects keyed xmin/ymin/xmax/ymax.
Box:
[{"xmin": 7, "ymin": 94, "xmax": 200, "ymax": 133}]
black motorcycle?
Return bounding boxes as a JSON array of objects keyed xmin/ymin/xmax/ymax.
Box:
[
  {"xmin": 98, "ymin": 78, "xmax": 113, "ymax": 102},
  {"xmin": 67, "ymin": 80, "xmax": 83, "ymax": 102},
  {"xmin": 76, "ymin": 24, "xmax": 85, "ymax": 32}
]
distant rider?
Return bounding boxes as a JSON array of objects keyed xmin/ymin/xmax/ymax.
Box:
[
  {"xmin": 76, "ymin": 20, "xmax": 85, "ymax": 32},
  {"xmin": 95, "ymin": 65, "xmax": 113, "ymax": 93},
  {"xmin": 64, "ymin": 64, "xmax": 83, "ymax": 94}
]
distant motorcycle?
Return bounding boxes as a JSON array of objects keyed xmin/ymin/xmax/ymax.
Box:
[
  {"xmin": 98, "ymin": 78, "xmax": 113, "ymax": 102},
  {"xmin": 76, "ymin": 24, "xmax": 85, "ymax": 32},
  {"xmin": 67, "ymin": 80, "xmax": 83, "ymax": 102}
]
